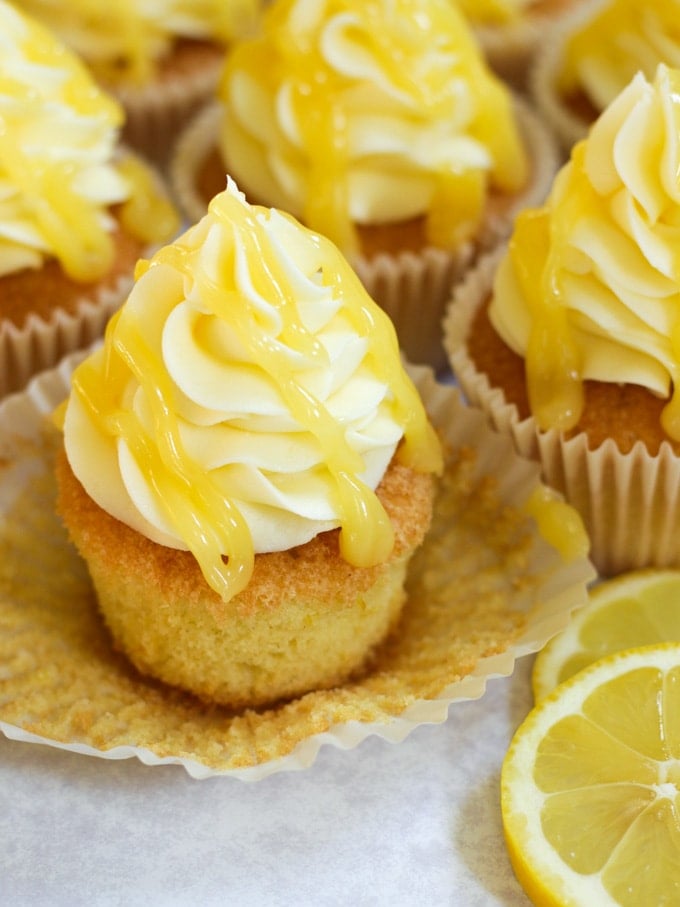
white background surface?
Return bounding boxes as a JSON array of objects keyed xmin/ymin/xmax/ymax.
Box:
[{"xmin": 0, "ymin": 658, "xmax": 534, "ymax": 906}]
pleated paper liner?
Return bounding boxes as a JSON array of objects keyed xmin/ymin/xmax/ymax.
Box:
[
  {"xmin": 169, "ymin": 96, "xmax": 559, "ymax": 371},
  {"xmin": 528, "ymin": 0, "xmax": 609, "ymax": 153},
  {"xmin": 444, "ymin": 247, "xmax": 680, "ymax": 577},
  {"xmin": 0, "ymin": 351, "xmax": 594, "ymax": 780},
  {"xmin": 0, "ymin": 276, "xmax": 131, "ymax": 401},
  {"xmin": 114, "ymin": 43, "xmax": 225, "ymax": 168}
]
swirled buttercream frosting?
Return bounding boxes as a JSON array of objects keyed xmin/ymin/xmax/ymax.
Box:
[
  {"xmin": 556, "ymin": 0, "xmax": 680, "ymax": 113},
  {"xmin": 18, "ymin": 0, "xmax": 260, "ymax": 85},
  {"xmin": 489, "ymin": 64, "xmax": 680, "ymax": 440},
  {"xmin": 219, "ymin": 0, "xmax": 528, "ymax": 254},
  {"xmin": 0, "ymin": 2, "xmax": 179, "ymax": 281},
  {"xmin": 63, "ymin": 179, "xmax": 442, "ymax": 601}
]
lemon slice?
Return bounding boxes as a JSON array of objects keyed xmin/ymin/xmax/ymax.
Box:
[
  {"xmin": 502, "ymin": 642, "xmax": 680, "ymax": 907},
  {"xmin": 532, "ymin": 569, "xmax": 680, "ymax": 701}
]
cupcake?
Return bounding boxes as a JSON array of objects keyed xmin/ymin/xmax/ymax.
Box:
[
  {"xmin": 531, "ymin": 0, "xmax": 680, "ymax": 151},
  {"xmin": 453, "ymin": 0, "xmax": 588, "ymax": 89},
  {"xmin": 55, "ymin": 177, "xmax": 443, "ymax": 710},
  {"xmin": 0, "ymin": 2, "xmax": 179, "ymax": 398},
  {"xmin": 171, "ymin": 0, "xmax": 558, "ymax": 370},
  {"xmin": 445, "ymin": 63, "xmax": 680, "ymax": 576},
  {"xmin": 17, "ymin": 0, "xmax": 263, "ymax": 165}
]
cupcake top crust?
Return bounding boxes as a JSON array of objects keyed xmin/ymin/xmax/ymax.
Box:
[
  {"xmin": 16, "ymin": 0, "xmax": 262, "ymax": 86},
  {"xmin": 62, "ymin": 178, "xmax": 443, "ymax": 602},
  {"xmin": 0, "ymin": 2, "xmax": 178, "ymax": 282},
  {"xmin": 555, "ymin": 0, "xmax": 680, "ymax": 115},
  {"xmin": 489, "ymin": 64, "xmax": 680, "ymax": 440},
  {"xmin": 218, "ymin": 0, "xmax": 528, "ymax": 255}
]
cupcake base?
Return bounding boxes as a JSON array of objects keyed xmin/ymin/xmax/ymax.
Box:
[
  {"xmin": 56, "ymin": 452, "xmax": 434, "ymax": 710},
  {"xmin": 0, "ymin": 354, "xmax": 594, "ymax": 779}
]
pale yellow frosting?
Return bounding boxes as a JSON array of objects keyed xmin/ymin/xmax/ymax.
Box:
[
  {"xmin": 18, "ymin": 0, "xmax": 261, "ymax": 84},
  {"xmin": 0, "ymin": 2, "xmax": 179, "ymax": 281},
  {"xmin": 490, "ymin": 64, "xmax": 680, "ymax": 440},
  {"xmin": 219, "ymin": 0, "xmax": 528, "ymax": 255},
  {"xmin": 557, "ymin": 0, "xmax": 680, "ymax": 113},
  {"xmin": 63, "ymin": 179, "xmax": 442, "ymax": 601}
]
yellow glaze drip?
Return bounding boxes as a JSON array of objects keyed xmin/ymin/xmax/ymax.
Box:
[
  {"xmin": 70, "ymin": 185, "xmax": 442, "ymax": 601},
  {"xmin": 493, "ymin": 65, "xmax": 680, "ymax": 443},
  {"xmin": 509, "ymin": 162, "xmax": 589, "ymax": 433},
  {"xmin": 523, "ymin": 486, "xmax": 590, "ymax": 563},
  {"xmin": 1, "ymin": 5, "xmax": 179, "ymax": 281},
  {"xmin": 117, "ymin": 156, "xmax": 180, "ymax": 246},
  {"xmin": 222, "ymin": 0, "xmax": 527, "ymax": 251}
]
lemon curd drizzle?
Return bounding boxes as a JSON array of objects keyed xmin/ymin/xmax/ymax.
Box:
[
  {"xmin": 224, "ymin": 0, "xmax": 527, "ymax": 252},
  {"xmin": 71, "ymin": 187, "xmax": 442, "ymax": 601},
  {"xmin": 507, "ymin": 65, "xmax": 680, "ymax": 443},
  {"xmin": 523, "ymin": 486, "xmax": 589, "ymax": 563},
  {"xmin": 1, "ymin": 8, "xmax": 178, "ymax": 281},
  {"xmin": 509, "ymin": 162, "xmax": 588, "ymax": 434}
]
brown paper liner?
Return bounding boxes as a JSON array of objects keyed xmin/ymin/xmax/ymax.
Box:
[
  {"xmin": 113, "ymin": 48, "xmax": 224, "ymax": 168},
  {"xmin": 444, "ymin": 247, "xmax": 680, "ymax": 576},
  {"xmin": 528, "ymin": 0, "xmax": 607, "ymax": 154},
  {"xmin": 0, "ymin": 350, "xmax": 593, "ymax": 779},
  {"xmin": 474, "ymin": 0, "xmax": 589, "ymax": 90},
  {"xmin": 170, "ymin": 97, "xmax": 559, "ymax": 371}
]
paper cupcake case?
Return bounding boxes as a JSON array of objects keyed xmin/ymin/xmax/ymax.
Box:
[
  {"xmin": 116, "ymin": 53, "xmax": 224, "ymax": 169},
  {"xmin": 170, "ymin": 96, "xmax": 560, "ymax": 372},
  {"xmin": 0, "ymin": 275, "xmax": 132, "ymax": 401},
  {"xmin": 528, "ymin": 0, "xmax": 607, "ymax": 153},
  {"xmin": 444, "ymin": 248, "xmax": 680, "ymax": 577},
  {"xmin": 0, "ymin": 350, "xmax": 594, "ymax": 781}
]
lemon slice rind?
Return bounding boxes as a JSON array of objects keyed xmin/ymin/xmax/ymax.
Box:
[{"xmin": 503, "ymin": 642, "xmax": 680, "ymax": 907}]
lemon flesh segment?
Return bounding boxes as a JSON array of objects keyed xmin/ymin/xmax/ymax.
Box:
[
  {"xmin": 532, "ymin": 569, "xmax": 680, "ymax": 701},
  {"xmin": 502, "ymin": 644, "xmax": 680, "ymax": 907}
]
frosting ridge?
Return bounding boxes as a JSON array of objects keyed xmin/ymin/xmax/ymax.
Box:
[
  {"xmin": 64, "ymin": 179, "xmax": 442, "ymax": 601},
  {"xmin": 490, "ymin": 64, "xmax": 680, "ymax": 439},
  {"xmin": 557, "ymin": 0, "xmax": 680, "ymax": 113},
  {"xmin": 219, "ymin": 0, "xmax": 527, "ymax": 254},
  {"xmin": 0, "ymin": 2, "xmax": 179, "ymax": 280}
]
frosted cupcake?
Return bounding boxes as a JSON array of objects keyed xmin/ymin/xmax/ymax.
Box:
[
  {"xmin": 171, "ymin": 0, "xmax": 558, "ymax": 369},
  {"xmin": 531, "ymin": 0, "xmax": 680, "ymax": 151},
  {"xmin": 453, "ymin": 0, "xmax": 587, "ymax": 88},
  {"xmin": 56, "ymin": 178, "xmax": 443, "ymax": 710},
  {"xmin": 18, "ymin": 0, "xmax": 263, "ymax": 165},
  {"xmin": 0, "ymin": 2, "xmax": 179, "ymax": 398},
  {"xmin": 445, "ymin": 64, "xmax": 680, "ymax": 576}
]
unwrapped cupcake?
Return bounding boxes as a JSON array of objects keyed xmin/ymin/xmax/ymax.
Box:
[
  {"xmin": 16, "ymin": 0, "xmax": 263, "ymax": 165},
  {"xmin": 56, "ymin": 177, "xmax": 444, "ymax": 710},
  {"xmin": 0, "ymin": 2, "xmax": 179, "ymax": 398},
  {"xmin": 445, "ymin": 63, "xmax": 680, "ymax": 576},
  {"xmin": 171, "ymin": 0, "xmax": 558, "ymax": 369},
  {"xmin": 452, "ymin": 0, "xmax": 588, "ymax": 89},
  {"xmin": 531, "ymin": 0, "xmax": 680, "ymax": 151}
]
